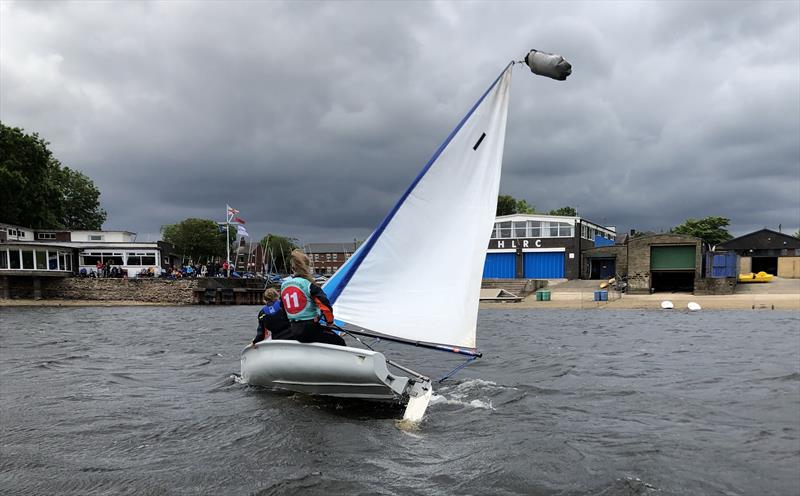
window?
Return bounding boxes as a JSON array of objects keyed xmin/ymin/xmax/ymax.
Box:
[
  {"xmin": 558, "ymin": 223, "xmax": 573, "ymax": 237},
  {"xmin": 326, "ymin": 254, "xmax": 331, "ymax": 261},
  {"xmin": 38, "ymin": 233, "xmax": 56, "ymax": 240},
  {"xmin": 89, "ymin": 235, "xmax": 103, "ymax": 241},
  {"xmin": 529, "ymin": 221, "xmax": 541, "ymax": 238},
  {"xmin": 22, "ymin": 250, "xmax": 34, "ymax": 269},
  {"xmin": 35, "ymin": 250, "xmax": 47, "ymax": 269},
  {"xmin": 19, "ymin": 231, "xmax": 26, "ymax": 238},
  {"xmin": 0, "ymin": 250, "xmax": 7, "ymax": 269},
  {"xmin": 498, "ymin": 221, "xmax": 512, "ymax": 238},
  {"xmin": 49, "ymin": 251, "xmax": 59, "ymax": 270},
  {"xmin": 314, "ymin": 254, "xmax": 319, "ymax": 261},
  {"xmin": 549, "ymin": 223, "xmax": 559, "ymax": 237},
  {"xmin": 332, "ymin": 253, "xmax": 338, "ymax": 261},
  {"xmin": 513, "ymin": 221, "xmax": 527, "ymax": 238},
  {"xmin": 9, "ymin": 250, "xmax": 21, "ymax": 269},
  {"xmin": 60, "ymin": 252, "xmax": 71, "ymax": 271},
  {"xmin": 125, "ymin": 253, "xmax": 156, "ymax": 266},
  {"xmin": 81, "ymin": 255, "xmax": 103, "ymax": 266}
]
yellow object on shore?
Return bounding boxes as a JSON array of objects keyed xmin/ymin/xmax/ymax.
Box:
[{"xmin": 738, "ymin": 272, "xmax": 774, "ymax": 283}]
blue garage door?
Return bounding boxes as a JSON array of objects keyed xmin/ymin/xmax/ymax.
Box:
[
  {"xmin": 483, "ymin": 253, "xmax": 516, "ymax": 278},
  {"xmin": 523, "ymin": 252, "xmax": 565, "ymax": 278}
]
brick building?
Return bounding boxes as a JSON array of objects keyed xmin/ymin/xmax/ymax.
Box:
[{"xmin": 304, "ymin": 242, "xmax": 360, "ymax": 275}]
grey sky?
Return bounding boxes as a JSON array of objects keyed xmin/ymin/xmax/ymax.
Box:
[{"xmin": 2, "ymin": 0, "xmax": 798, "ymax": 243}]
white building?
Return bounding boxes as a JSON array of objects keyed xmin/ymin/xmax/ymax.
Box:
[{"xmin": 0, "ymin": 224, "xmax": 178, "ymax": 278}]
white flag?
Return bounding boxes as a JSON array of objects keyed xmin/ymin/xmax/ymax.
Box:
[{"xmin": 237, "ymin": 225, "xmax": 249, "ymax": 237}]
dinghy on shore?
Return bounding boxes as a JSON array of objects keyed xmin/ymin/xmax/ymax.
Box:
[{"xmin": 241, "ymin": 50, "xmax": 572, "ymax": 421}]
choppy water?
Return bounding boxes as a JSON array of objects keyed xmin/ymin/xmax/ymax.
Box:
[{"xmin": 1, "ymin": 307, "xmax": 798, "ymax": 496}]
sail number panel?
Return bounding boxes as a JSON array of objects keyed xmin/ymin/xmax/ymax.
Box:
[{"xmin": 282, "ymin": 286, "xmax": 308, "ymax": 313}]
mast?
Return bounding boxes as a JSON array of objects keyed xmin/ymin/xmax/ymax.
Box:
[{"xmin": 225, "ymin": 220, "xmax": 230, "ymax": 277}]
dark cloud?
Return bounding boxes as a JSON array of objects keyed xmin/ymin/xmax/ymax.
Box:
[{"xmin": 1, "ymin": 0, "xmax": 798, "ymax": 243}]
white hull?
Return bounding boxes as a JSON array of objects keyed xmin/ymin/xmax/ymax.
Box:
[{"xmin": 240, "ymin": 341, "xmax": 428, "ymax": 402}]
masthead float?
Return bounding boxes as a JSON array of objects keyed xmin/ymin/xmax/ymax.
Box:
[{"xmin": 240, "ymin": 49, "xmax": 572, "ymax": 422}]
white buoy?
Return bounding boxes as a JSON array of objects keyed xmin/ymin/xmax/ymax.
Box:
[
  {"xmin": 687, "ymin": 302, "xmax": 702, "ymax": 311},
  {"xmin": 661, "ymin": 300, "xmax": 674, "ymax": 309}
]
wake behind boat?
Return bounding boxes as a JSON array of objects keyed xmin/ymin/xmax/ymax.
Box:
[{"xmin": 240, "ymin": 49, "xmax": 572, "ymax": 421}]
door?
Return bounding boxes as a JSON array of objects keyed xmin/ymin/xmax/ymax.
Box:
[
  {"xmin": 590, "ymin": 258, "xmax": 616, "ymax": 279},
  {"xmin": 523, "ymin": 252, "xmax": 565, "ymax": 279},
  {"xmin": 751, "ymin": 257, "xmax": 777, "ymax": 275},
  {"xmin": 483, "ymin": 253, "xmax": 516, "ymax": 278},
  {"xmin": 651, "ymin": 246, "xmax": 696, "ymax": 270}
]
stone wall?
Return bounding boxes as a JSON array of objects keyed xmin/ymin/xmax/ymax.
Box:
[
  {"xmin": 42, "ymin": 278, "xmax": 200, "ymax": 304},
  {"xmin": 694, "ymin": 277, "xmax": 737, "ymax": 295}
]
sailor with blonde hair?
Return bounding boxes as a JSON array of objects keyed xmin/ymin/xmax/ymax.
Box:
[{"xmin": 279, "ymin": 249, "xmax": 346, "ymax": 346}]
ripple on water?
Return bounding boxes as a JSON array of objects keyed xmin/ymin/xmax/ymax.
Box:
[{"xmin": 0, "ymin": 307, "xmax": 797, "ymax": 496}]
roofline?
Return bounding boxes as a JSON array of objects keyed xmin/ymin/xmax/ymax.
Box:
[
  {"xmin": 720, "ymin": 228, "xmax": 799, "ymax": 246},
  {"xmin": 1, "ymin": 241, "xmax": 161, "ymax": 249},
  {"xmin": 494, "ymin": 214, "xmax": 616, "ymax": 233}
]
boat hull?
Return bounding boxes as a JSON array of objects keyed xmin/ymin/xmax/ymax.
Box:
[{"xmin": 240, "ymin": 340, "xmax": 414, "ymax": 401}]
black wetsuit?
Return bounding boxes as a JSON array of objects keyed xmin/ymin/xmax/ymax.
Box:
[{"xmin": 253, "ymin": 300, "xmax": 291, "ymax": 343}]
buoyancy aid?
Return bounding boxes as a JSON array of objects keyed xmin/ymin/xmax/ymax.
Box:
[{"xmin": 280, "ymin": 277, "xmax": 318, "ymax": 321}]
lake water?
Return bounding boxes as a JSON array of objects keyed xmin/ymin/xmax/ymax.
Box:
[{"xmin": 1, "ymin": 307, "xmax": 798, "ymax": 495}]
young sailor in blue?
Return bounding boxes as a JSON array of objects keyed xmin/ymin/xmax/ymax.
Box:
[
  {"xmin": 280, "ymin": 250, "xmax": 346, "ymax": 347},
  {"xmin": 253, "ymin": 288, "xmax": 290, "ymax": 345}
]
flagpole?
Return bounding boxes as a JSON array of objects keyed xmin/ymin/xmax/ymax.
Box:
[{"xmin": 225, "ymin": 206, "xmax": 231, "ymax": 278}]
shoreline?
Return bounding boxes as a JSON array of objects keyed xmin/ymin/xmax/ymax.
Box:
[
  {"xmin": 481, "ymin": 292, "xmax": 800, "ymax": 310},
  {"xmin": 2, "ymin": 293, "xmax": 798, "ymax": 310},
  {"xmin": 0, "ymin": 299, "xmax": 183, "ymax": 307}
]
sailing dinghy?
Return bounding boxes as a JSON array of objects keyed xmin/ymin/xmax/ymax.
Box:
[{"xmin": 241, "ymin": 51, "xmax": 571, "ymax": 421}]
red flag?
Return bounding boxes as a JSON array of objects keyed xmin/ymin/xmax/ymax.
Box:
[{"xmin": 233, "ymin": 217, "xmax": 246, "ymax": 224}]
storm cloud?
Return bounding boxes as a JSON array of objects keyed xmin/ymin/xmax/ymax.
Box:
[{"xmin": 2, "ymin": 0, "xmax": 798, "ymax": 243}]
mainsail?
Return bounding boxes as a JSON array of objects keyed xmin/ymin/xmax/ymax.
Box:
[{"xmin": 323, "ymin": 64, "xmax": 513, "ymax": 350}]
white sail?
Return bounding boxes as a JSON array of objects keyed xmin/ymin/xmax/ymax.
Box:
[{"xmin": 324, "ymin": 64, "xmax": 513, "ymax": 350}]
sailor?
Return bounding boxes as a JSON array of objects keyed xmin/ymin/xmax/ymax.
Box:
[
  {"xmin": 280, "ymin": 249, "xmax": 346, "ymax": 346},
  {"xmin": 252, "ymin": 288, "xmax": 290, "ymax": 345}
]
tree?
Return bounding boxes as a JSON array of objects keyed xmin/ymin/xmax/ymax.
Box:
[
  {"xmin": 0, "ymin": 123, "xmax": 106, "ymax": 229},
  {"xmin": 794, "ymin": 230, "xmax": 800, "ymax": 239},
  {"xmin": 548, "ymin": 206, "xmax": 577, "ymax": 216},
  {"xmin": 671, "ymin": 216, "xmax": 734, "ymax": 246},
  {"xmin": 56, "ymin": 167, "xmax": 106, "ymax": 229},
  {"xmin": 260, "ymin": 234, "xmax": 299, "ymax": 273},
  {"xmin": 161, "ymin": 218, "xmax": 228, "ymax": 263},
  {"xmin": 0, "ymin": 124, "xmax": 62, "ymax": 228},
  {"xmin": 496, "ymin": 194, "xmax": 535, "ymax": 216}
]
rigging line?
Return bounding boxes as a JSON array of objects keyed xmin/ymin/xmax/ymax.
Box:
[
  {"xmin": 325, "ymin": 323, "xmax": 375, "ymax": 352},
  {"xmin": 332, "ymin": 325, "xmax": 483, "ymax": 358},
  {"xmin": 438, "ymin": 356, "xmax": 478, "ymax": 383}
]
